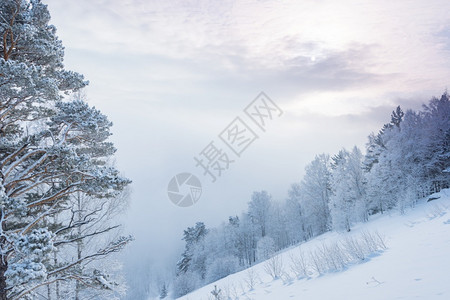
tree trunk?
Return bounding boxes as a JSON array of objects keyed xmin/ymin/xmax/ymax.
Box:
[
  {"xmin": 54, "ymin": 252, "xmax": 60, "ymax": 299},
  {"xmin": 0, "ymin": 254, "xmax": 8, "ymax": 300},
  {"xmin": 75, "ymin": 192, "xmax": 83, "ymax": 300},
  {"xmin": 0, "ymin": 208, "xmax": 8, "ymax": 300}
]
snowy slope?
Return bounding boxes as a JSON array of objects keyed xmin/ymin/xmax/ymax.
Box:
[{"xmin": 176, "ymin": 189, "xmax": 450, "ymax": 300}]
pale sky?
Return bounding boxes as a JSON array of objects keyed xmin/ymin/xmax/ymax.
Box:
[{"xmin": 44, "ymin": 0, "xmax": 450, "ymax": 295}]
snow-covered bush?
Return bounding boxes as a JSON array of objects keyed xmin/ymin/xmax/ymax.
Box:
[
  {"xmin": 263, "ymin": 254, "xmax": 284, "ymax": 280},
  {"xmin": 289, "ymin": 247, "xmax": 310, "ymax": 279},
  {"xmin": 341, "ymin": 235, "xmax": 366, "ymax": 261},
  {"xmin": 292, "ymin": 231, "xmax": 388, "ymax": 278},
  {"xmin": 360, "ymin": 230, "xmax": 387, "ymax": 252},
  {"xmin": 319, "ymin": 242, "xmax": 348, "ymax": 271},
  {"xmin": 209, "ymin": 285, "xmax": 223, "ymax": 300},
  {"xmin": 244, "ymin": 269, "xmax": 259, "ymax": 291}
]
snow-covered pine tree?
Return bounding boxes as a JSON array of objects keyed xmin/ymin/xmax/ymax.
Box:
[
  {"xmin": 176, "ymin": 222, "xmax": 207, "ymax": 276},
  {"xmin": 422, "ymin": 93, "xmax": 450, "ymax": 193},
  {"xmin": 365, "ymin": 132, "xmax": 400, "ymax": 214},
  {"xmin": 363, "ymin": 122, "xmax": 392, "ymax": 173},
  {"xmin": 159, "ymin": 282, "xmax": 168, "ymax": 299},
  {"xmin": 391, "ymin": 105, "xmax": 404, "ymax": 128},
  {"xmin": 174, "ymin": 222, "xmax": 209, "ymax": 296},
  {"xmin": 364, "ymin": 108, "xmax": 403, "ymax": 214},
  {"xmin": 0, "ymin": 1, "xmax": 131, "ymax": 298}
]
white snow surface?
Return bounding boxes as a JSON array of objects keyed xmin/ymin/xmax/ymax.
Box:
[{"xmin": 175, "ymin": 189, "xmax": 450, "ymax": 300}]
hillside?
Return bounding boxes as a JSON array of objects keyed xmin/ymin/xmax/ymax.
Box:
[{"xmin": 175, "ymin": 189, "xmax": 450, "ymax": 300}]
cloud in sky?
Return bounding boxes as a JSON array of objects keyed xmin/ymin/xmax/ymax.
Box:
[
  {"xmin": 45, "ymin": 0, "xmax": 450, "ymax": 293},
  {"xmin": 48, "ymin": 0, "xmax": 450, "ymax": 112}
]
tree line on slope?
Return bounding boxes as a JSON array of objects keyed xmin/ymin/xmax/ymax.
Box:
[{"xmin": 169, "ymin": 94, "xmax": 450, "ymax": 298}]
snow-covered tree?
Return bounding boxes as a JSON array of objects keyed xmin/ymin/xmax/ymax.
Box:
[
  {"xmin": 0, "ymin": 1, "xmax": 131, "ymax": 298},
  {"xmin": 330, "ymin": 149, "xmax": 353, "ymax": 231},
  {"xmin": 173, "ymin": 271, "xmax": 200, "ymax": 298},
  {"xmin": 421, "ymin": 93, "xmax": 450, "ymax": 192},
  {"xmin": 52, "ymin": 187, "xmax": 130, "ymax": 300},
  {"xmin": 176, "ymin": 222, "xmax": 207, "ymax": 276},
  {"xmin": 363, "ymin": 126, "xmax": 389, "ymax": 173},
  {"xmin": 205, "ymin": 255, "xmax": 239, "ymax": 284},
  {"xmin": 159, "ymin": 282, "xmax": 169, "ymax": 299},
  {"xmin": 365, "ymin": 154, "xmax": 397, "ymax": 214},
  {"xmin": 159, "ymin": 282, "xmax": 168, "ymax": 299},
  {"xmin": 364, "ymin": 109, "xmax": 401, "ymax": 214},
  {"xmin": 365, "ymin": 98, "xmax": 449, "ymax": 213},
  {"xmin": 347, "ymin": 147, "xmax": 368, "ymax": 221},
  {"xmin": 299, "ymin": 154, "xmax": 332, "ymax": 236},
  {"xmin": 226, "ymin": 215, "xmax": 257, "ymax": 266},
  {"xmin": 329, "ymin": 147, "xmax": 366, "ymax": 231},
  {"xmin": 256, "ymin": 236, "xmax": 275, "ymax": 261},
  {"xmin": 248, "ymin": 191, "xmax": 271, "ymax": 238},
  {"xmin": 284, "ymin": 183, "xmax": 306, "ymax": 243},
  {"xmin": 266, "ymin": 201, "xmax": 289, "ymax": 250},
  {"xmin": 391, "ymin": 105, "xmax": 404, "ymax": 128}
]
